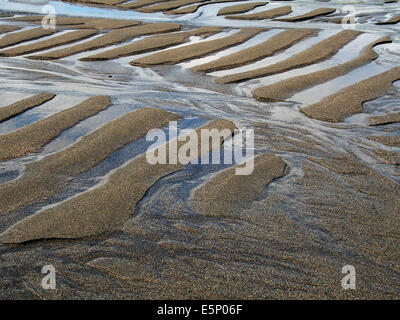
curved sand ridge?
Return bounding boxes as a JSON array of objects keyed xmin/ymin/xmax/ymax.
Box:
[
  {"xmin": 0, "ymin": 107, "xmax": 181, "ymax": 214},
  {"xmin": 252, "ymin": 36, "xmax": 392, "ymax": 102},
  {"xmin": 300, "ymin": 67, "xmax": 400, "ymax": 122},
  {"xmin": 0, "ymin": 29, "xmax": 98, "ymax": 57},
  {"xmin": 119, "ymin": 0, "xmax": 179, "ymax": 9},
  {"xmin": 215, "ymin": 30, "xmax": 361, "ymax": 84},
  {"xmin": 164, "ymin": 0, "xmax": 248, "ymax": 15},
  {"xmin": 274, "ymin": 7, "xmax": 336, "ymax": 22},
  {"xmin": 225, "ymin": 6, "xmax": 292, "ymax": 20},
  {"xmin": 80, "ymin": 27, "xmax": 222, "ymax": 61},
  {"xmin": 369, "ymin": 112, "xmax": 400, "ymax": 126},
  {"xmin": 0, "ymin": 93, "xmax": 55, "ymax": 123},
  {"xmin": 0, "ymin": 119, "xmax": 237, "ymax": 243},
  {"xmin": 0, "ymin": 27, "xmax": 58, "ymax": 49},
  {"xmin": 136, "ymin": 0, "xmax": 210, "ymax": 13},
  {"xmin": 130, "ymin": 28, "xmax": 262, "ymax": 67},
  {"xmin": 0, "ymin": 96, "xmax": 111, "ymax": 161},
  {"xmin": 27, "ymin": 23, "xmax": 181, "ymax": 60},
  {"xmin": 190, "ymin": 154, "xmax": 287, "ymax": 217},
  {"xmin": 192, "ymin": 29, "xmax": 317, "ymax": 73},
  {"xmin": 217, "ymin": 2, "xmax": 268, "ymax": 16}
]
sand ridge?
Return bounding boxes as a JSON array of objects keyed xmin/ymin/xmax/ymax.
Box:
[
  {"xmin": 0, "ymin": 107, "xmax": 181, "ymax": 214},
  {"xmin": 274, "ymin": 7, "xmax": 336, "ymax": 22},
  {"xmin": 252, "ymin": 36, "xmax": 391, "ymax": 102},
  {"xmin": 192, "ymin": 28, "xmax": 317, "ymax": 73},
  {"xmin": 217, "ymin": 2, "xmax": 268, "ymax": 16},
  {"xmin": 216, "ymin": 30, "xmax": 362, "ymax": 84},
  {"xmin": 225, "ymin": 6, "xmax": 292, "ymax": 20},
  {"xmin": 190, "ymin": 154, "xmax": 287, "ymax": 217},
  {"xmin": 369, "ymin": 112, "xmax": 400, "ymax": 126},
  {"xmin": 130, "ymin": 28, "xmax": 263, "ymax": 67},
  {"xmin": 0, "ymin": 27, "xmax": 58, "ymax": 49},
  {"xmin": 27, "ymin": 23, "xmax": 181, "ymax": 60},
  {"xmin": 0, "ymin": 25, "xmax": 20, "ymax": 34},
  {"xmin": 0, "ymin": 96, "xmax": 111, "ymax": 161},
  {"xmin": 164, "ymin": 0, "xmax": 247, "ymax": 15},
  {"xmin": 0, "ymin": 93, "xmax": 56, "ymax": 123},
  {"xmin": 300, "ymin": 66, "xmax": 400, "ymax": 122},
  {"xmin": 0, "ymin": 119, "xmax": 236, "ymax": 243}
]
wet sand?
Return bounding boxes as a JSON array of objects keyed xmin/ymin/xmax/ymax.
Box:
[
  {"xmin": 0, "ymin": 119, "xmax": 236, "ymax": 243},
  {"xmin": 192, "ymin": 29, "xmax": 316, "ymax": 73},
  {"xmin": 165, "ymin": 0, "xmax": 245, "ymax": 15},
  {"xmin": 216, "ymin": 30, "xmax": 361, "ymax": 84},
  {"xmin": 275, "ymin": 7, "xmax": 336, "ymax": 22},
  {"xmin": 0, "ymin": 96, "xmax": 111, "ymax": 161},
  {"xmin": 252, "ymin": 36, "xmax": 391, "ymax": 102},
  {"xmin": 0, "ymin": 93, "xmax": 55, "ymax": 123},
  {"xmin": 0, "ymin": 107, "xmax": 181, "ymax": 214},
  {"xmin": 369, "ymin": 112, "xmax": 400, "ymax": 126},
  {"xmin": 0, "ymin": 27, "xmax": 57, "ymax": 49},
  {"xmin": 225, "ymin": 6, "xmax": 292, "ymax": 20},
  {"xmin": 301, "ymin": 67, "xmax": 400, "ymax": 122},
  {"xmin": 130, "ymin": 28, "xmax": 262, "ymax": 67},
  {"xmin": 217, "ymin": 2, "xmax": 268, "ymax": 16}
]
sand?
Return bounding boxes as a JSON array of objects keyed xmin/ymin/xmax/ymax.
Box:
[
  {"xmin": 376, "ymin": 16, "xmax": 400, "ymax": 25},
  {"xmin": 80, "ymin": 27, "xmax": 222, "ymax": 61},
  {"xmin": 217, "ymin": 2, "xmax": 268, "ymax": 16},
  {"xmin": 130, "ymin": 28, "xmax": 262, "ymax": 67},
  {"xmin": 0, "ymin": 108, "xmax": 181, "ymax": 214},
  {"xmin": 216, "ymin": 30, "xmax": 361, "ymax": 84},
  {"xmin": 373, "ymin": 149, "xmax": 400, "ymax": 165},
  {"xmin": 0, "ymin": 93, "xmax": 55, "ymax": 123},
  {"xmin": 225, "ymin": 6, "xmax": 292, "ymax": 20},
  {"xmin": 0, "ymin": 25, "xmax": 20, "ymax": 34},
  {"xmin": 252, "ymin": 36, "xmax": 391, "ymax": 102},
  {"xmin": 28, "ymin": 23, "xmax": 181, "ymax": 60},
  {"xmin": 0, "ymin": 27, "xmax": 57, "ymax": 49},
  {"xmin": 369, "ymin": 112, "xmax": 400, "ymax": 126},
  {"xmin": 0, "ymin": 29, "xmax": 98, "ymax": 57},
  {"xmin": 275, "ymin": 7, "xmax": 336, "ymax": 22},
  {"xmin": 0, "ymin": 96, "xmax": 111, "ymax": 161},
  {"xmin": 165, "ymin": 0, "xmax": 247, "ymax": 15},
  {"xmin": 368, "ymin": 135, "xmax": 400, "ymax": 147},
  {"xmin": 0, "ymin": 119, "xmax": 236, "ymax": 243},
  {"xmin": 190, "ymin": 154, "xmax": 287, "ymax": 217},
  {"xmin": 65, "ymin": 0, "xmax": 127, "ymax": 5},
  {"xmin": 300, "ymin": 66, "xmax": 400, "ymax": 122},
  {"xmin": 119, "ymin": 0, "xmax": 176, "ymax": 9},
  {"xmin": 192, "ymin": 29, "xmax": 316, "ymax": 73},
  {"xmin": 9, "ymin": 16, "xmax": 140, "ymax": 29},
  {"xmin": 136, "ymin": 0, "xmax": 209, "ymax": 13}
]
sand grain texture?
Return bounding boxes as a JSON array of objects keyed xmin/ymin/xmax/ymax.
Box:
[
  {"xmin": 369, "ymin": 112, "xmax": 400, "ymax": 126},
  {"xmin": 0, "ymin": 96, "xmax": 111, "ymax": 161},
  {"xmin": 216, "ymin": 30, "xmax": 361, "ymax": 84},
  {"xmin": 0, "ymin": 119, "xmax": 236, "ymax": 243},
  {"xmin": 130, "ymin": 28, "xmax": 262, "ymax": 67},
  {"xmin": 300, "ymin": 67, "xmax": 400, "ymax": 122},
  {"xmin": 191, "ymin": 154, "xmax": 287, "ymax": 217},
  {"xmin": 0, "ymin": 108, "xmax": 181, "ymax": 214},
  {"xmin": 0, "ymin": 27, "xmax": 57, "ymax": 49},
  {"xmin": 0, "ymin": 93, "xmax": 56, "ymax": 123}
]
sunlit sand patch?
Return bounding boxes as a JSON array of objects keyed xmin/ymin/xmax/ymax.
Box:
[
  {"xmin": 0, "ymin": 27, "xmax": 58, "ymax": 49},
  {"xmin": 301, "ymin": 67, "xmax": 400, "ymax": 122},
  {"xmin": 190, "ymin": 154, "xmax": 287, "ymax": 217},
  {"xmin": 252, "ymin": 36, "xmax": 391, "ymax": 102},
  {"xmin": 274, "ymin": 7, "xmax": 335, "ymax": 22},
  {"xmin": 136, "ymin": 0, "xmax": 210, "ymax": 13},
  {"xmin": 0, "ymin": 119, "xmax": 236, "ymax": 243},
  {"xmin": 0, "ymin": 25, "xmax": 20, "ymax": 34},
  {"xmin": 217, "ymin": 2, "xmax": 268, "ymax": 16},
  {"xmin": 164, "ymin": 0, "xmax": 247, "ymax": 15},
  {"xmin": 0, "ymin": 96, "xmax": 111, "ymax": 161},
  {"xmin": 225, "ymin": 5, "xmax": 292, "ymax": 20},
  {"xmin": 130, "ymin": 28, "xmax": 262, "ymax": 66},
  {"xmin": 215, "ymin": 30, "xmax": 361, "ymax": 84},
  {"xmin": 369, "ymin": 112, "xmax": 400, "ymax": 126},
  {"xmin": 0, "ymin": 93, "xmax": 55, "ymax": 123},
  {"xmin": 27, "ymin": 23, "xmax": 181, "ymax": 60}
]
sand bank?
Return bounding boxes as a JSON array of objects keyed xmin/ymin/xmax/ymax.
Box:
[
  {"xmin": 225, "ymin": 6, "xmax": 292, "ymax": 20},
  {"xmin": 0, "ymin": 27, "xmax": 57, "ymax": 49},
  {"xmin": 216, "ymin": 30, "xmax": 361, "ymax": 84},
  {"xmin": 369, "ymin": 112, "xmax": 400, "ymax": 126},
  {"xmin": 252, "ymin": 36, "xmax": 391, "ymax": 102},
  {"xmin": 130, "ymin": 28, "xmax": 262, "ymax": 67},
  {"xmin": 275, "ymin": 8, "xmax": 335, "ymax": 22},
  {"xmin": 0, "ymin": 119, "xmax": 236, "ymax": 243},
  {"xmin": 0, "ymin": 93, "xmax": 55, "ymax": 123},
  {"xmin": 192, "ymin": 29, "xmax": 316, "ymax": 73},
  {"xmin": 217, "ymin": 2, "xmax": 268, "ymax": 16},
  {"xmin": 300, "ymin": 67, "xmax": 400, "ymax": 122},
  {"xmin": 0, "ymin": 107, "xmax": 180, "ymax": 214},
  {"xmin": 0, "ymin": 96, "xmax": 111, "ymax": 161}
]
